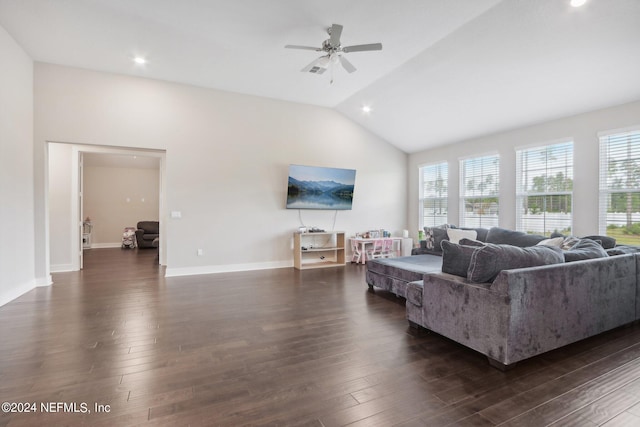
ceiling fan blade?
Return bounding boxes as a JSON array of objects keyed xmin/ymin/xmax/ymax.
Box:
[
  {"xmin": 285, "ymin": 45, "xmax": 322, "ymax": 51},
  {"xmin": 342, "ymin": 43, "xmax": 382, "ymax": 53},
  {"xmin": 339, "ymin": 55, "xmax": 356, "ymax": 73},
  {"xmin": 329, "ymin": 24, "xmax": 343, "ymax": 47}
]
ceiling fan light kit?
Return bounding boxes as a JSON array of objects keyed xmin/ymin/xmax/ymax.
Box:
[{"xmin": 285, "ymin": 24, "xmax": 382, "ymax": 81}]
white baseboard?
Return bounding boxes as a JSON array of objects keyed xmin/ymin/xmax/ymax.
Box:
[
  {"xmin": 164, "ymin": 260, "xmax": 292, "ymax": 277},
  {"xmin": 87, "ymin": 242, "xmax": 122, "ymax": 249},
  {"xmin": 50, "ymin": 263, "xmax": 74, "ymax": 273},
  {"xmin": 0, "ymin": 279, "xmax": 36, "ymax": 307},
  {"xmin": 35, "ymin": 275, "xmax": 53, "ymax": 286}
]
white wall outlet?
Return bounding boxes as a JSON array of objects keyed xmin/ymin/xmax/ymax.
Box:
[
  {"xmin": 197, "ymin": 249, "xmax": 203, "ymax": 256},
  {"xmin": 171, "ymin": 211, "xmax": 182, "ymax": 219}
]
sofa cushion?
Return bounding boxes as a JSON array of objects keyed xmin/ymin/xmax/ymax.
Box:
[
  {"xmin": 563, "ymin": 239, "xmax": 609, "ymax": 262},
  {"xmin": 467, "ymin": 243, "xmax": 564, "ymax": 283},
  {"xmin": 366, "ymin": 255, "xmax": 443, "ymax": 285},
  {"xmin": 485, "ymin": 227, "xmax": 546, "ymax": 247},
  {"xmin": 441, "ymin": 241, "xmax": 481, "ymax": 278},
  {"xmin": 447, "ymin": 228, "xmax": 477, "ymax": 244}
]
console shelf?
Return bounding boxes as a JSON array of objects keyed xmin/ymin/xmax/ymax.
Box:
[{"xmin": 293, "ymin": 231, "xmax": 346, "ymax": 270}]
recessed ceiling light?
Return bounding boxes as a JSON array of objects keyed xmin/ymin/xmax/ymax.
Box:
[
  {"xmin": 570, "ymin": 0, "xmax": 587, "ymax": 7},
  {"xmin": 362, "ymin": 105, "xmax": 372, "ymax": 114},
  {"xmin": 133, "ymin": 56, "xmax": 147, "ymax": 65}
]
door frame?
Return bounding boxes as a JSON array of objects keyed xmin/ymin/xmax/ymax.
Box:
[{"xmin": 49, "ymin": 142, "xmax": 167, "ymax": 271}]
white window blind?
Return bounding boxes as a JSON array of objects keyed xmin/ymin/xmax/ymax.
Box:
[
  {"xmin": 599, "ymin": 128, "xmax": 640, "ymax": 245},
  {"xmin": 459, "ymin": 155, "xmax": 499, "ymax": 228},
  {"xmin": 516, "ymin": 141, "xmax": 573, "ymax": 236},
  {"xmin": 419, "ymin": 162, "xmax": 448, "ymax": 228}
]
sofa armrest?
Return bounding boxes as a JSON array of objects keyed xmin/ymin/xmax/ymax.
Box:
[
  {"xmin": 422, "ymin": 272, "xmax": 510, "ymax": 363},
  {"xmin": 494, "ymin": 254, "xmax": 637, "ymax": 363}
]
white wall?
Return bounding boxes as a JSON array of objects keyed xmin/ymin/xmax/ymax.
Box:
[
  {"xmin": 0, "ymin": 25, "xmax": 36, "ymax": 305},
  {"xmin": 409, "ymin": 100, "xmax": 640, "ymax": 240},
  {"xmin": 35, "ymin": 63, "xmax": 408, "ymax": 276},
  {"xmin": 83, "ymin": 165, "xmax": 159, "ymax": 246},
  {"xmin": 48, "ymin": 143, "xmax": 73, "ymax": 271}
]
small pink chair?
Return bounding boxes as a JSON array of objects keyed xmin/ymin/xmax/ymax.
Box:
[
  {"xmin": 367, "ymin": 239, "xmax": 394, "ymax": 260},
  {"xmin": 351, "ymin": 239, "xmax": 364, "ymax": 263}
]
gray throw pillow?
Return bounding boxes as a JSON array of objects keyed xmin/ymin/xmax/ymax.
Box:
[
  {"xmin": 434, "ymin": 227, "xmax": 450, "ymax": 251},
  {"xmin": 582, "ymin": 235, "xmax": 617, "ymax": 249},
  {"xmin": 564, "ymin": 239, "xmax": 609, "ymax": 262},
  {"xmin": 458, "ymin": 238, "xmax": 485, "ymax": 247},
  {"xmin": 423, "ymin": 224, "xmax": 449, "ymax": 251},
  {"xmin": 485, "ymin": 227, "xmax": 546, "ymax": 247},
  {"xmin": 467, "ymin": 244, "xmax": 565, "ymax": 283},
  {"xmin": 441, "ymin": 241, "xmax": 480, "ymax": 278},
  {"xmin": 607, "ymin": 245, "xmax": 640, "ymax": 256}
]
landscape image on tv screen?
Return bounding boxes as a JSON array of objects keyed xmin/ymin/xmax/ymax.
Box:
[{"xmin": 286, "ymin": 164, "xmax": 356, "ymax": 210}]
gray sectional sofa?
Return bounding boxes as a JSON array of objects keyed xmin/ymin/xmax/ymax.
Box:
[{"xmin": 365, "ymin": 226, "xmax": 640, "ymax": 370}]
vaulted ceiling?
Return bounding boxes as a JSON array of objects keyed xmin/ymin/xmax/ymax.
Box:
[{"xmin": 1, "ymin": 0, "xmax": 639, "ymax": 153}]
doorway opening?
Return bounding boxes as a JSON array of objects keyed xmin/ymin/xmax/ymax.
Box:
[{"xmin": 47, "ymin": 142, "xmax": 166, "ymax": 273}]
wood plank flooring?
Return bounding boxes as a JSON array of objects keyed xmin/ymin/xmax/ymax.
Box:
[{"xmin": 2, "ymin": 248, "xmax": 640, "ymax": 426}]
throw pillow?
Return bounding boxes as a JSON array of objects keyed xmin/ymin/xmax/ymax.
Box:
[
  {"xmin": 459, "ymin": 238, "xmax": 485, "ymax": 247},
  {"xmin": 467, "ymin": 244, "xmax": 564, "ymax": 283},
  {"xmin": 564, "ymin": 239, "xmax": 609, "ymax": 262},
  {"xmin": 423, "ymin": 224, "xmax": 449, "ymax": 250},
  {"xmin": 536, "ymin": 237, "xmax": 565, "ymax": 247},
  {"xmin": 485, "ymin": 227, "xmax": 546, "ymax": 247},
  {"xmin": 441, "ymin": 241, "xmax": 480, "ymax": 278},
  {"xmin": 607, "ymin": 245, "xmax": 640, "ymax": 256},
  {"xmin": 447, "ymin": 228, "xmax": 478, "ymax": 244},
  {"xmin": 423, "ymin": 227, "xmax": 435, "ymax": 249},
  {"xmin": 582, "ymin": 235, "xmax": 617, "ymax": 249}
]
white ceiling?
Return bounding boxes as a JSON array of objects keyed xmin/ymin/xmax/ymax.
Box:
[{"xmin": 1, "ymin": 0, "xmax": 639, "ymax": 153}]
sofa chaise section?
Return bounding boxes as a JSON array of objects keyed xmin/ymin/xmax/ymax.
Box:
[
  {"xmin": 365, "ymin": 254, "xmax": 442, "ymax": 298},
  {"xmin": 414, "ymin": 253, "xmax": 638, "ymax": 369}
]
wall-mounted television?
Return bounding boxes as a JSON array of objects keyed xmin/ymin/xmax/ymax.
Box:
[{"xmin": 286, "ymin": 164, "xmax": 356, "ymax": 210}]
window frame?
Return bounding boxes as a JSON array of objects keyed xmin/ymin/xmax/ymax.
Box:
[
  {"xmin": 598, "ymin": 126, "xmax": 640, "ymax": 244},
  {"xmin": 515, "ymin": 139, "xmax": 574, "ymax": 236},
  {"xmin": 419, "ymin": 161, "xmax": 448, "ymax": 229},
  {"xmin": 459, "ymin": 153, "xmax": 500, "ymax": 228}
]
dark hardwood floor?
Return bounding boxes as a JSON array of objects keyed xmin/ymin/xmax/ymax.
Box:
[{"xmin": 2, "ymin": 249, "xmax": 640, "ymax": 426}]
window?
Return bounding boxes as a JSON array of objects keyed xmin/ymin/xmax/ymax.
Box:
[
  {"xmin": 459, "ymin": 154, "xmax": 499, "ymax": 228},
  {"xmin": 599, "ymin": 128, "xmax": 640, "ymax": 245},
  {"xmin": 516, "ymin": 141, "xmax": 573, "ymax": 236},
  {"xmin": 419, "ymin": 162, "xmax": 448, "ymax": 228}
]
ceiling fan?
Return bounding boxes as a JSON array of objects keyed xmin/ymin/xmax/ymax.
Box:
[{"xmin": 285, "ymin": 24, "xmax": 382, "ymax": 78}]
